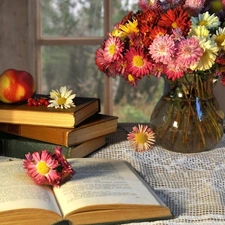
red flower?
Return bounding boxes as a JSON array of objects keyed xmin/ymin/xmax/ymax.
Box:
[{"xmin": 158, "ymin": 6, "xmax": 191, "ymax": 36}]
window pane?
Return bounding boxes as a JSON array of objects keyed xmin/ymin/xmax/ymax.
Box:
[
  {"xmin": 40, "ymin": 0, "xmax": 104, "ymax": 37},
  {"xmin": 39, "ymin": 0, "xmax": 165, "ymax": 122},
  {"xmin": 41, "ymin": 45, "xmax": 104, "ymax": 109},
  {"xmin": 112, "ymin": 76, "xmax": 164, "ymax": 122}
]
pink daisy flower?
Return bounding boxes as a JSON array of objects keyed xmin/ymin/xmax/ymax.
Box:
[
  {"xmin": 103, "ymin": 36, "xmax": 124, "ymax": 63},
  {"xmin": 95, "ymin": 46, "xmax": 110, "ymax": 72},
  {"xmin": 23, "ymin": 150, "xmax": 61, "ymax": 186},
  {"xmin": 23, "ymin": 148, "xmax": 75, "ymax": 187},
  {"xmin": 175, "ymin": 37, "xmax": 203, "ymax": 69},
  {"xmin": 124, "ymin": 47, "xmax": 152, "ymax": 77},
  {"xmin": 127, "ymin": 124, "xmax": 155, "ymax": 152},
  {"xmin": 149, "ymin": 34, "xmax": 176, "ymax": 64}
]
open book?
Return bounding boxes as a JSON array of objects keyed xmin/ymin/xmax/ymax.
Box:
[{"xmin": 0, "ymin": 158, "xmax": 173, "ymax": 225}]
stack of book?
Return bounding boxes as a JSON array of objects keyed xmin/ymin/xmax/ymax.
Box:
[{"xmin": 0, "ymin": 96, "xmax": 118, "ymax": 158}]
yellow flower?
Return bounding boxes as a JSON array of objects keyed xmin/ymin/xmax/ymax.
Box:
[
  {"xmin": 212, "ymin": 27, "xmax": 225, "ymax": 50},
  {"xmin": 119, "ymin": 20, "xmax": 139, "ymax": 39},
  {"xmin": 188, "ymin": 25, "xmax": 210, "ymax": 38},
  {"xmin": 190, "ymin": 37, "xmax": 219, "ymax": 71}
]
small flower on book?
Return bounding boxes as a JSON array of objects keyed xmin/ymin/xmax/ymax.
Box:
[
  {"xmin": 48, "ymin": 86, "xmax": 76, "ymax": 109},
  {"xmin": 127, "ymin": 124, "xmax": 155, "ymax": 152},
  {"xmin": 23, "ymin": 147, "xmax": 75, "ymax": 187}
]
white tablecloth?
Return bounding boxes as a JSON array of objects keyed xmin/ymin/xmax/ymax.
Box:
[
  {"xmin": 1, "ymin": 123, "xmax": 225, "ymax": 225},
  {"xmin": 89, "ymin": 124, "xmax": 225, "ymax": 225}
]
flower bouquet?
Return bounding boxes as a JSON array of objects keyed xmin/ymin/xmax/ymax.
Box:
[{"xmin": 95, "ymin": 0, "xmax": 225, "ymax": 153}]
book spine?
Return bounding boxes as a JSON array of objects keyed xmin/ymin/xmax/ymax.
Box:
[{"xmin": 1, "ymin": 137, "xmax": 71, "ymax": 159}]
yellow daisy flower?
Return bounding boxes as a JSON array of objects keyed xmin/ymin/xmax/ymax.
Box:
[
  {"xmin": 188, "ymin": 25, "xmax": 210, "ymax": 38},
  {"xmin": 190, "ymin": 37, "xmax": 219, "ymax": 71},
  {"xmin": 191, "ymin": 12, "xmax": 221, "ymax": 29},
  {"xmin": 212, "ymin": 27, "xmax": 225, "ymax": 50},
  {"xmin": 119, "ymin": 19, "xmax": 139, "ymax": 39}
]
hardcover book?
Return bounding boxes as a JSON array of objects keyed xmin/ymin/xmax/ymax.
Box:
[
  {"xmin": 0, "ymin": 134, "xmax": 106, "ymax": 158},
  {"xmin": 0, "ymin": 97, "xmax": 100, "ymax": 128},
  {"xmin": 0, "ymin": 158, "xmax": 173, "ymax": 225},
  {"xmin": 0, "ymin": 114, "xmax": 118, "ymax": 146}
]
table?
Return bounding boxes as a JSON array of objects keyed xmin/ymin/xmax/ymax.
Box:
[{"xmin": 1, "ymin": 123, "xmax": 225, "ymax": 225}]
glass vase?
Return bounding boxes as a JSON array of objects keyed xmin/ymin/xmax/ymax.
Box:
[{"xmin": 149, "ymin": 73, "xmax": 224, "ymax": 153}]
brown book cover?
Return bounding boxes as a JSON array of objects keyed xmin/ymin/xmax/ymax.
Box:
[
  {"xmin": 0, "ymin": 114, "xmax": 118, "ymax": 146},
  {"xmin": 0, "ymin": 97, "xmax": 100, "ymax": 128}
]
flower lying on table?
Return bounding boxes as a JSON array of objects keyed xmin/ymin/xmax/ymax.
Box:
[
  {"xmin": 23, "ymin": 147, "xmax": 75, "ymax": 187},
  {"xmin": 127, "ymin": 124, "xmax": 155, "ymax": 152}
]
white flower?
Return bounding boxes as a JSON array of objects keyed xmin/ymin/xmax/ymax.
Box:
[
  {"xmin": 48, "ymin": 86, "xmax": 76, "ymax": 109},
  {"xmin": 212, "ymin": 27, "xmax": 225, "ymax": 50},
  {"xmin": 188, "ymin": 25, "xmax": 210, "ymax": 38},
  {"xmin": 191, "ymin": 12, "xmax": 221, "ymax": 29}
]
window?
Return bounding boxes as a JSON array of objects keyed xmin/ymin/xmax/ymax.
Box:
[{"xmin": 35, "ymin": 0, "xmax": 166, "ymax": 122}]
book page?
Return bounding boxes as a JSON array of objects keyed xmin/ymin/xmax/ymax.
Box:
[
  {"xmin": 53, "ymin": 158, "xmax": 162, "ymax": 217},
  {"xmin": 0, "ymin": 160, "xmax": 61, "ymax": 216}
]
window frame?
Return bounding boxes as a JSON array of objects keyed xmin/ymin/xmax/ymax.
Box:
[
  {"xmin": 34, "ymin": 0, "xmax": 113, "ymax": 114},
  {"xmin": 31, "ymin": 0, "xmax": 225, "ymax": 115}
]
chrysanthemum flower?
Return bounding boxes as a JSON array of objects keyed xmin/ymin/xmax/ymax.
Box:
[
  {"xmin": 158, "ymin": 6, "xmax": 191, "ymax": 36},
  {"xmin": 138, "ymin": 0, "xmax": 158, "ymax": 10},
  {"xmin": 95, "ymin": 46, "xmax": 110, "ymax": 72},
  {"xmin": 188, "ymin": 25, "xmax": 210, "ymax": 38},
  {"xmin": 119, "ymin": 19, "xmax": 139, "ymax": 38},
  {"xmin": 209, "ymin": 0, "xmax": 224, "ymax": 13},
  {"xmin": 48, "ymin": 86, "xmax": 76, "ymax": 109},
  {"xmin": 191, "ymin": 11, "xmax": 221, "ymax": 29},
  {"xmin": 124, "ymin": 47, "xmax": 152, "ymax": 77},
  {"xmin": 149, "ymin": 34, "xmax": 176, "ymax": 64},
  {"xmin": 175, "ymin": 37, "xmax": 203, "ymax": 69},
  {"xmin": 23, "ymin": 150, "xmax": 61, "ymax": 186},
  {"xmin": 53, "ymin": 147, "xmax": 75, "ymax": 183},
  {"xmin": 184, "ymin": 0, "xmax": 206, "ymax": 16},
  {"xmin": 127, "ymin": 124, "xmax": 155, "ymax": 152},
  {"xmin": 212, "ymin": 27, "xmax": 225, "ymax": 50},
  {"xmin": 103, "ymin": 37, "xmax": 124, "ymax": 63},
  {"xmin": 23, "ymin": 148, "xmax": 75, "ymax": 187},
  {"xmin": 151, "ymin": 63, "xmax": 165, "ymax": 78},
  {"xmin": 190, "ymin": 37, "xmax": 219, "ymax": 71},
  {"xmin": 124, "ymin": 73, "xmax": 140, "ymax": 86},
  {"xmin": 164, "ymin": 63, "xmax": 184, "ymax": 81}
]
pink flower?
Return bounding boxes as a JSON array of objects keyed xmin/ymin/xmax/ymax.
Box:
[
  {"xmin": 103, "ymin": 37, "xmax": 124, "ymax": 63},
  {"xmin": 175, "ymin": 37, "xmax": 204, "ymax": 69},
  {"xmin": 164, "ymin": 63, "xmax": 184, "ymax": 81},
  {"xmin": 124, "ymin": 47, "xmax": 152, "ymax": 78},
  {"xmin": 127, "ymin": 124, "xmax": 155, "ymax": 152},
  {"xmin": 23, "ymin": 147, "xmax": 75, "ymax": 187},
  {"xmin": 149, "ymin": 35, "xmax": 176, "ymax": 64},
  {"xmin": 184, "ymin": 0, "xmax": 206, "ymax": 16}
]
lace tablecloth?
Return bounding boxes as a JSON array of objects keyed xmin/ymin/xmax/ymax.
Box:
[
  {"xmin": 1, "ymin": 123, "xmax": 225, "ymax": 225},
  {"xmin": 89, "ymin": 124, "xmax": 225, "ymax": 225}
]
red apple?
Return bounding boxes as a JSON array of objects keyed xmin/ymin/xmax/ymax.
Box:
[{"xmin": 0, "ymin": 69, "xmax": 36, "ymax": 103}]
